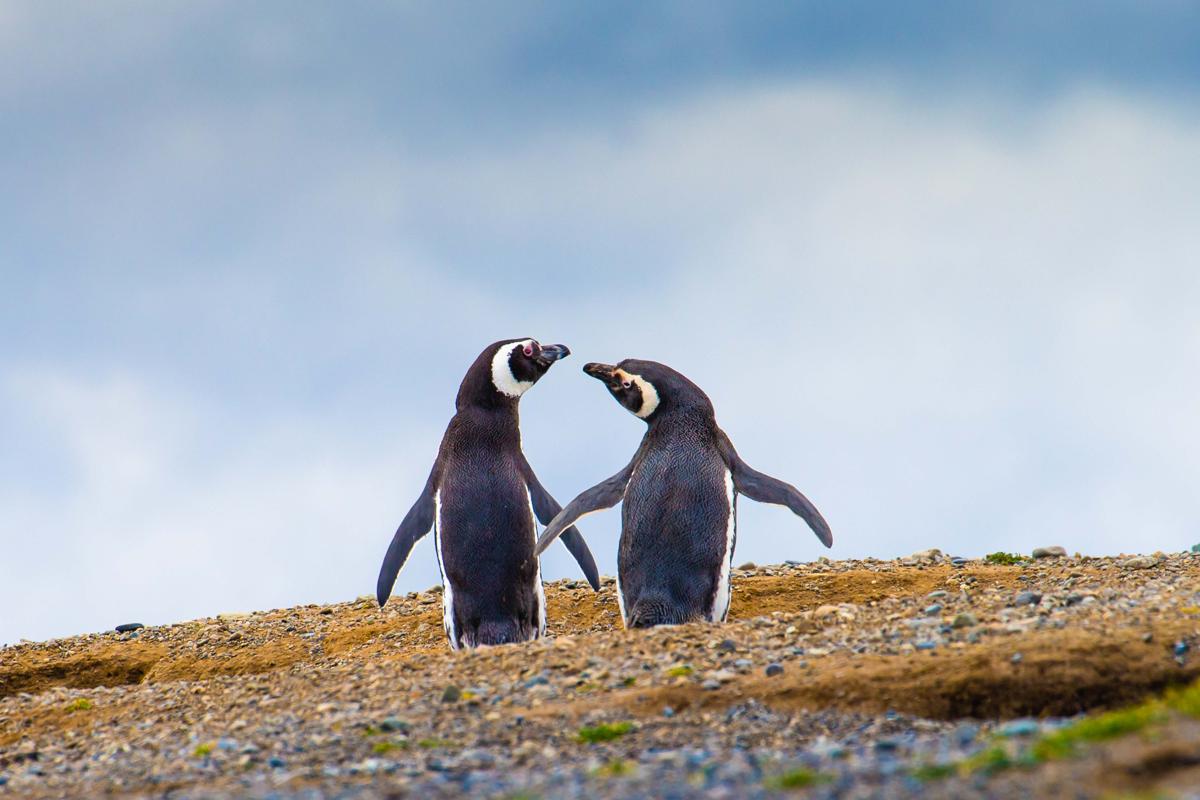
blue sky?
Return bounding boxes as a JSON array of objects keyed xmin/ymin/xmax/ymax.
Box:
[{"xmin": 3, "ymin": 3, "xmax": 1200, "ymax": 645}]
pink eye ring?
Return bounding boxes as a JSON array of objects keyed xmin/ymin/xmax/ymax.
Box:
[
  {"xmin": 523, "ymin": 343, "xmax": 534, "ymax": 357},
  {"xmin": 622, "ymin": 380, "xmax": 632, "ymax": 389}
]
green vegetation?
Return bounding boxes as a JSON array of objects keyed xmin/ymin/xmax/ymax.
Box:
[
  {"xmin": 372, "ymin": 740, "xmax": 410, "ymax": 754},
  {"xmin": 65, "ymin": 698, "xmax": 93, "ymax": 712},
  {"xmin": 192, "ymin": 742, "xmax": 214, "ymax": 758},
  {"xmin": 913, "ymin": 677, "xmax": 1200, "ymax": 784},
  {"xmin": 984, "ymin": 552, "xmax": 1027, "ymax": 565},
  {"xmin": 665, "ymin": 664, "xmax": 694, "ymax": 677},
  {"xmin": 1033, "ymin": 704, "xmax": 1163, "ymax": 760},
  {"xmin": 591, "ymin": 758, "xmax": 635, "ymax": 777},
  {"xmin": 576, "ymin": 721, "xmax": 634, "ymax": 744},
  {"xmin": 909, "ymin": 762, "xmax": 956, "ymax": 781},
  {"xmin": 417, "ymin": 737, "xmax": 455, "ymax": 749},
  {"xmin": 765, "ymin": 768, "xmax": 833, "ymax": 790}
]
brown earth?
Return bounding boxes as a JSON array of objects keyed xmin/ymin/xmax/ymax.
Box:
[{"xmin": 3, "ymin": 556, "xmax": 1200, "ymax": 798}]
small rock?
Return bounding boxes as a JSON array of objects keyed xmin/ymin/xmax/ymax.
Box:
[
  {"xmin": 114, "ymin": 623, "xmax": 144, "ymax": 633},
  {"xmin": 998, "ymin": 719, "xmax": 1039, "ymax": 737},
  {"xmin": 875, "ymin": 738, "xmax": 900, "ymax": 752},
  {"xmin": 380, "ymin": 717, "xmax": 409, "ymax": 733},
  {"xmin": 700, "ymin": 679, "xmax": 721, "ymax": 691},
  {"xmin": 1013, "ymin": 591, "xmax": 1042, "ymax": 607},
  {"xmin": 951, "ymin": 613, "xmax": 978, "ymax": 629},
  {"xmin": 1122, "ymin": 556, "xmax": 1157, "ymax": 569},
  {"xmin": 915, "ymin": 641, "xmax": 936, "ymax": 651},
  {"xmin": 441, "ymin": 685, "xmax": 462, "ymax": 703},
  {"xmin": 733, "ymin": 659, "xmax": 753, "ymax": 670},
  {"xmin": 1174, "ymin": 641, "xmax": 1190, "ymax": 657},
  {"xmin": 950, "ymin": 556, "xmax": 968, "ymax": 567},
  {"xmin": 1011, "ymin": 652, "xmax": 1023, "ymax": 664},
  {"xmin": 910, "ymin": 548, "xmax": 943, "ymax": 562},
  {"xmin": 737, "ymin": 562, "xmax": 756, "ymax": 571},
  {"xmin": 716, "ymin": 639, "xmax": 737, "ymax": 652},
  {"xmin": 924, "ymin": 604, "xmax": 943, "ymax": 616},
  {"xmin": 663, "ymin": 707, "xmax": 675, "ymax": 718},
  {"xmin": 926, "ymin": 590, "xmax": 948, "ymax": 599},
  {"xmin": 814, "ymin": 605, "xmax": 840, "ymax": 620},
  {"xmin": 765, "ymin": 663, "xmax": 784, "ymax": 677},
  {"xmin": 1031, "ymin": 546, "xmax": 1066, "ymax": 559}
]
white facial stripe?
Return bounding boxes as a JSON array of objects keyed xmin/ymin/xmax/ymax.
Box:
[
  {"xmin": 490, "ymin": 340, "xmax": 535, "ymax": 398},
  {"xmin": 629, "ymin": 374, "xmax": 660, "ymax": 418}
]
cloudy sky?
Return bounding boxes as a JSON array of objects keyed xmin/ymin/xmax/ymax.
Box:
[{"xmin": 3, "ymin": 2, "xmax": 1199, "ymax": 645}]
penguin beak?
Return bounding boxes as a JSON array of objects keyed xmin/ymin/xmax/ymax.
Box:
[
  {"xmin": 536, "ymin": 344, "xmax": 570, "ymax": 365},
  {"xmin": 583, "ymin": 363, "xmax": 616, "ymax": 381}
]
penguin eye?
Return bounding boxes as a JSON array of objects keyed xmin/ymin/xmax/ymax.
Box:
[
  {"xmin": 522, "ymin": 344, "xmax": 534, "ymax": 357},
  {"xmin": 621, "ymin": 380, "xmax": 632, "ymax": 389}
]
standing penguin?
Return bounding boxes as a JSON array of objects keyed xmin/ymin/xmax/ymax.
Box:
[
  {"xmin": 534, "ymin": 359, "xmax": 831, "ymax": 628},
  {"xmin": 376, "ymin": 338, "xmax": 601, "ymax": 649}
]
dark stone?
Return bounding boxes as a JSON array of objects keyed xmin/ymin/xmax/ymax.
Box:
[
  {"xmin": 441, "ymin": 685, "xmax": 461, "ymax": 703},
  {"xmin": 765, "ymin": 663, "xmax": 784, "ymax": 677},
  {"xmin": 1013, "ymin": 591, "xmax": 1042, "ymax": 607},
  {"xmin": 716, "ymin": 639, "xmax": 737, "ymax": 653},
  {"xmin": 114, "ymin": 623, "xmax": 144, "ymax": 633}
]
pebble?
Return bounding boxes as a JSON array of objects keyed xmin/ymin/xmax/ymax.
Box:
[
  {"xmin": 951, "ymin": 613, "xmax": 978, "ymax": 629},
  {"xmin": 737, "ymin": 562, "xmax": 757, "ymax": 570},
  {"xmin": 926, "ymin": 590, "xmax": 948, "ymax": 599},
  {"xmin": 1174, "ymin": 641, "xmax": 1190, "ymax": 657},
  {"xmin": 998, "ymin": 719, "xmax": 1039, "ymax": 737},
  {"xmin": 1011, "ymin": 652, "xmax": 1024, "ymax": 664},
  {"xmin": 1013, "ymin": 591, "xmax": 1042, "ymax": 607},
  {"xmin": 1031, "ymin": 546, "xmax": 1066, "ymax": 559},
  {"xmin": 765, "ymin": 663, "xmax": 784, "ymax": 677},
  {"xmin": 114, "ymin": 623, "xmax": 144, "ymax": 633},
  {"xmin": 923, "ymin": 604, "xmax": 943, "ymax": 616},
  {"xmin": 915, "ymin": 641, "xmax": 937, "ymax": 651},
  {"xmin": 717, "ymin": 639, "xmax": 737, "ymax": 652},
  {"xmin": 700, "ymin": 679, "xmax": 721, "ymax": 691},
  {"xmin": 1122, "ymin": 556, "xmax": 1157, "ymax": 569},
  {"xmin": 441, "ymin": 685, "xmax": 462, "ymax": 703}
]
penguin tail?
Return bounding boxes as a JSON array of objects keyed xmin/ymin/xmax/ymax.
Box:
[
  {"xmin": 626, "ymin": 596, "xmax": 693, "ymax": 629},
  {"xmin": 469, "ymin": 619, "xmax": 527, "ymax": 647}
]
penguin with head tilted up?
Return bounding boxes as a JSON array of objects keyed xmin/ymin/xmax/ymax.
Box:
[
  {"xmin": 534, "ymin": 359, "xmax": 831, "ymax": 628},
  {"xmin": 376, "ymin": 338, "xmax": 600, "ymax": 649}
]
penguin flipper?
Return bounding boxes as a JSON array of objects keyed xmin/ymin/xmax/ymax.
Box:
[
  {"xmin": 533, "ymin": 461, "xmax": 635, "ymax": 558},
  {"xmin": 522, "ymin": 465, "xmax": 601, "ymax": 591},
  {"xmin": 721, "ymin": 435, "xmax": 833, "ymax": 548},
  {"xmin": 376, "ymin": 469, "xmax": 438, "ymax": 607}
]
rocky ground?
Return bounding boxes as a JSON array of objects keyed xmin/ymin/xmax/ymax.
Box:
[{"xmin": 3, "ymin": 550, "xmax": 1200, "ymax": 799}]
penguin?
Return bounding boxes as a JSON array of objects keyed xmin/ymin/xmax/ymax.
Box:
[
  {"xmin": 533, "ymin": 359, "xmax": 831, "ymax": 628},
  {"xmin": 375, "ymin": 338, "xmax": 601, "ymax": 649}
]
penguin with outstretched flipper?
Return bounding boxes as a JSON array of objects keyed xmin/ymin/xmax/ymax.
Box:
[{"xmin": 534, "ymin": 359, "xmax": 831, "ymax": 628}]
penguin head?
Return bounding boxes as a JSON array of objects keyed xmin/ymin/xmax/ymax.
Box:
[
  {"xmin": 457, "ymin": 338, "xmax": 570, "ymax": 409},
  {"xmin": 583, "ymin": 359, "xmax": 712, "ymax": 421}
]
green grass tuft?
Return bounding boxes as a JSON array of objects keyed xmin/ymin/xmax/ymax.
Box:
[
  {"xmin": 592, "ymin": 758, "xmax": 635, "ymax": 778},
  {"xmin": 984, "ymin": 552, "xmax": 1026, "ymax": 565},
  {"xmin": 765, "ymin": 768, "xmax": 833, "ymax": 790},
  {"xmin": 910, "ymin": 762, "xmax": 956, "ymax": 781},
  {"xmin": 1032, "ymin": 704, "xmax": 1164, "ymax": 761},
  {"xmin": 576, "ymin": 721, "xmax": 634, "ymax": 744},
  {"xmin": 65, "ymin": 698, "xmax": 93, "ymax": 712},
  {"xmin": 963, "ymin": 745, "xmax": 1013, "ymax": 775},
  {"xmin": 192, "ymin": 742, "xmax": 214, "ymax": 758},
  {"xmin": 372, "ymin": 740, "xmax": 410, "ymax": 754},
  {"xmin": 665, "ymin": 665, "xmax": 694, "ymax": 678}
]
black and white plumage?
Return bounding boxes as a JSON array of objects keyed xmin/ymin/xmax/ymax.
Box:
[
  {"xmin": 376, "ymin": 338, "xmax": 600, "ymax": 649},
  {"xmin": 534, "ymin": 359, "xmax": 831, "ymax": 628}
]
